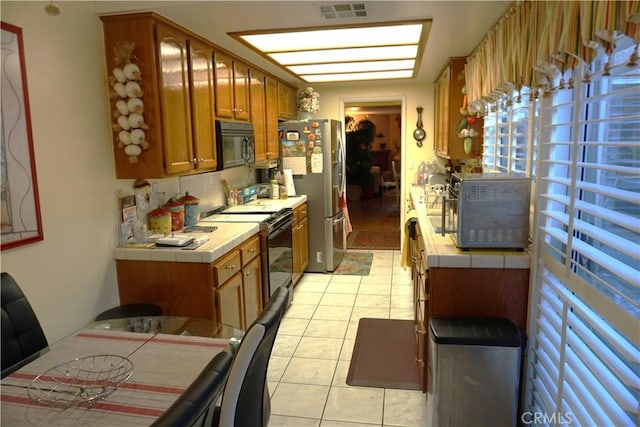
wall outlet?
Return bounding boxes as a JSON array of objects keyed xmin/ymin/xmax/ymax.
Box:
[{"xmin": 316, "ymin": 252, "xmax": 323, "ymax": 264}]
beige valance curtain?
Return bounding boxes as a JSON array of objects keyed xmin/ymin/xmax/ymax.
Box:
[{"xmin": 465, "ymin": 0, "xmax": 640, "ymax": 110}]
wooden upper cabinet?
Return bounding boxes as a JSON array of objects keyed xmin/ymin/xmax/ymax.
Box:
[
  {"xmin": 101, "ymin": 13, "xmax": 222, "ymax": 178},
  {"xmin": 277, "ymin": 82, "xmax": 296, "ymax": 120},
  {"xmin": 233, "ymin": 61, "xmax": 251, "ymax": 121},
  {"xmin": 249, "ymin": 69, "xmax": 267, "ymax": 163},
  {"xmin": 265, "ymin": 77, "xmax": 280, "ymax": 160},
  {"xmin": 433, "ymin": 57, "xmax": 482, "ymax": 160},
  {"xmin": 214, "ymin": 52, "xmax": 234, "ymax": 119},
  {"xmin": 214, "ymin": 52, "xmax": 250, "ymax": 121},
  {"xmin": 101, "ymin": 12, "xmax": 293, "ymax": 178},
  {"xmin": 156, "ymin": 22, "xmax": 193, "ymax": 175},
  {"xmin": 188, "ymin": 37, "xmax": 217, "ymax": 171}
]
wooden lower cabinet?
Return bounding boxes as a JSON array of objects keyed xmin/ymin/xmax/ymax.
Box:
[
  {"xmin": 215, "ymin": 274, "xmax": 244, "ymax": 330},
  {"xmin": 115, "ymin": 234, "xmax": 263, "ymax": 330},
  {"xmin": 412, "ymin": 241, "xmax": 529, "ymax": 392},
  {"xmin": 241, "ymin": 257, "xmax": 262, "ymax": 327}
]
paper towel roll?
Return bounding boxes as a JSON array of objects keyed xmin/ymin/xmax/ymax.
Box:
[{"xmin": 283, "ymin": 169, "xmax": 296, "ymax": 196}]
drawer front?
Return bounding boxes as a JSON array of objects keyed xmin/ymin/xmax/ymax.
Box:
[
  {"xmin": 239, "ymin": 235, "xmax": 260, "ymax": 266},
  {"xmin": 213, "ymin": 250, "xmax": 241, "ymax": 285}
]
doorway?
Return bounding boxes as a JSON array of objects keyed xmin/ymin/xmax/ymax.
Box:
[{"xmin": 341, "ymin": 100, "xmax": 403, "ymax": 250}]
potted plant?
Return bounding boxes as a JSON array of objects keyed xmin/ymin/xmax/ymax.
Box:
[{"xmin": 346, "ymin": 117, "xmax": 376, "ymax": 199}]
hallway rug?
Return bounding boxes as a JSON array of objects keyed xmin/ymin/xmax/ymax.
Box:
[
  {"xmin": 334, "ymin": 252, "xmax": 373, "ymax": 275},
  {"xmin": 347, "ymin": 318, "xmax": 421, "ymax": 390},
  {"xmin": 347, "ymin": 229, "xmax": 400, "ymax": 250}
]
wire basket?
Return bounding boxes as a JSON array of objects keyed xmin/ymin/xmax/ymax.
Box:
[{"xmin": 28, "ymin": 354, "xmax": 134, "ymax": 408}]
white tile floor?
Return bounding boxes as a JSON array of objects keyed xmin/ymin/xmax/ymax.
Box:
[{"xmin": 267, "ymin": 250, "xmax": 429, "ymax": 427}]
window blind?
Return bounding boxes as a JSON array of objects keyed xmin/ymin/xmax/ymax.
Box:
[{"xmin": 526, "ymin": 43, "xmax": 640, "ymax": 426}]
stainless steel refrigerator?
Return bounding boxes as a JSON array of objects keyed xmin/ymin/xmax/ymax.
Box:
[{"xmin": 281, "ymin": 119, "xmax": 346, "ymax": 272}]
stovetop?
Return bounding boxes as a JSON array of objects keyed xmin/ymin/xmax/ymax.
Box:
[
  {"xmin": 222, "ymin": 203, "xmax": 284, "ymax": 214},
  {"xmin": 201, "ymin": 213, "xmax": 271, "ymax": 223}
]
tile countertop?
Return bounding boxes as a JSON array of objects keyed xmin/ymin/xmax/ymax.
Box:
[
  {"xmin": 113, "ymin": 195, "xmax": 308, "ymax": 264},
  {"xmin": 114, "ymin": 222, "xmax": 260, "ymax": 264},
  {"xmin": 409, "ymin": 186, "xmax": 531, "ymax": 270}
]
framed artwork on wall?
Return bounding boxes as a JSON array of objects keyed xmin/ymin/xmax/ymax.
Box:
[{"xmin": 1, "ymin": 22, "xmax": 43, "ymax": 250}]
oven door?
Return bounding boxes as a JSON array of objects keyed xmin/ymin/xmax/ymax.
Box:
[{"xmin": 267, "ymin": 216, "xmax": 293, "ymax": 298}]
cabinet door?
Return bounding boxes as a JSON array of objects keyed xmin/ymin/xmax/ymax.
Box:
[
  {"xmin": 242, "ymin": 256, "xmax": 263, "ymax": 327},
  {"xmin": 232, "ymin": 61, "xmax": 251, "ymax": 121},
  {"xmin": 216, "ymin": 274, "xmax": 244, "ymax": 330},
  {"xmin": 156, "ymin": 22, "xmax": 194, "ymax": 175},
  {"xmin": 189, "ymin": 38, "xmax": 217, "ymax": 171},
  {"xmin": 265, "ymin": 77, "xmax": 280, "ymax": 160},
  {"xmin": 250, "ymin": 69, "xmax": 267, "ymax": 163},
  {"xmin": 299, "ymin": 215, "xmax": 309, "ymax": 272},
  {"xmin": 277, "ymin": 82, "xmax": 293, "ymax": 120},
  {"xmin": 214, "ymin": 51, "xmax": 234, "ymax": 118},
  {"xmin": 434, "ymin": 66, "xmax": 450, "ymax": 156}
]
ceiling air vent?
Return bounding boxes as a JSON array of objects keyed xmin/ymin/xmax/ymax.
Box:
[{"xmin": 320, "ymin": 3, "xmax": 367, "ymax": 19}]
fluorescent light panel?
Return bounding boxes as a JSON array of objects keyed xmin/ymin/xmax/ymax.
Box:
[
  {"xmin": 240, "ymin": 24, "xmax": 423, "ymax": 52},
  {"xmin": 230, "ymin": 20, "xmax": 430, "ymax": 83},
  {"xmin": 269, "ymin": 45, "xmax": 419, "ymax": 65},
  {"xmin": 288, "ymin": 59, "xmax": 415, "ymax": 75},
  {"xmin": 303, "ymin": 70, "xmax": 414, "ymax": 83}
]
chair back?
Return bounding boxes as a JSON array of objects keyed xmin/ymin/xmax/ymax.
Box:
[
  {"xmin": 151, "ymin": 350, "xmax": 234, "ymax": 427},
  {"xmin": 1, "ymin": 272, "xmax": 48, "ymax": 378},
  {"xmin": 216, "ymin": 286, "xmax": 289, "ymax": 427}
]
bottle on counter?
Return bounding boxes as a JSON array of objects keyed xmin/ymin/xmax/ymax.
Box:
[{"xmin": 271, "ymin": 180, "xmax": 279, "ymax": 200}]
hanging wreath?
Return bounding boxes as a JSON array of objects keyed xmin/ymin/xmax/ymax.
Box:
[{"xmin": 108, "ymin": 41, "xmax": 149, "ymax": 164}]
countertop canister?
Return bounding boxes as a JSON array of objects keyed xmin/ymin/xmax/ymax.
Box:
[
  {"xmin": 148, "ymin": 206, "xmax": 172, "ymax": 235},
  {"xmin": 179, "ymin": 192, "xmax": 200, "ymax": 227},
  {"xmin": 163, "ymin": 198, "xmax": 185, "ymax": 231}
]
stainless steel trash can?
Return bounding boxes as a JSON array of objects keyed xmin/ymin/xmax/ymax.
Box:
[{"xmin": 427, "ymin": 317, "xmax": 523, "ymax": 427}]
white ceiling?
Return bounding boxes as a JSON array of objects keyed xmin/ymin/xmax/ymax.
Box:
[{"xmin": 92, "ymin": 1, "xmax": 511, "ymax": 87}]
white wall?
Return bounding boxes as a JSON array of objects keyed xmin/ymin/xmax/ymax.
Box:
[
  {"xmin": 1, "ymin": 3, "xmax": 439, "ymax": 343},
  {"xmin": 1, "ymin": 2, "xmax": 129, "ymax": 342}
]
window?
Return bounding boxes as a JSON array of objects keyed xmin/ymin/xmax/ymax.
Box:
[
  {"xmin": 482, "ymin": 89, "xmax": 538, "ymax": 177},
  {"xmin": 525, "ymin": 43, "xmax": 640, "ymax": 426}
]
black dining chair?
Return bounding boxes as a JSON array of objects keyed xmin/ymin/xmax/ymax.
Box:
[
  {"xmin": 151, "ymin": 350, "xmax": 234, "ymax": 427},
  {"xmin": 213, "ymin": 286, "xmax": 290, "ymax": 427},
  {"xmin": 95, "ymin": 303, "xmax": 163, "ymax": 321},
  {"xmin": 1, "ymin": 272, "xmax": 49, "ymax": 378}
]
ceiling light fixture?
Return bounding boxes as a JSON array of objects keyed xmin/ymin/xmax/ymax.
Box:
[{"xmin": 230, "ymin": 20, "xmax": 431, "ymax": 83}]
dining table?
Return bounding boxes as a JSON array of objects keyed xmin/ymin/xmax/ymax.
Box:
[{"xmin": 0, "ymin": 316, "xmax": 243, "ymax": 426}]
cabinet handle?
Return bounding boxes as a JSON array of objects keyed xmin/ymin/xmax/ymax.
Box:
[
  {"xmin": 244, "ymin": 271, "xmax": 250, "ymax": 276},
  {"xmin": 226, "ymin": 264, "xmax": 236, "ymax": 270},
  {"xmin": 192, "ymin": 158, "xmax": 197, "ymax": 165},
  {"xmin": 249, "ymin": 248, "xmax": 256, "ymax": 253}
]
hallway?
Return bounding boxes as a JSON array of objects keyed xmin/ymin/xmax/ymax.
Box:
[{"xmin": 346, "ymin": 188, "xmax": 401, "ymax": 250}]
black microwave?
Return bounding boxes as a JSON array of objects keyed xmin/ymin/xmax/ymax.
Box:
[{"xmin": 215, "ymin": 120, "xmax": 255, "ymax": 169}]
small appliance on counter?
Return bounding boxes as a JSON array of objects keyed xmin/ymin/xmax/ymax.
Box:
[{"xmin": 443, "ymin": 172, "xmax": 531, "ymax": 250}]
